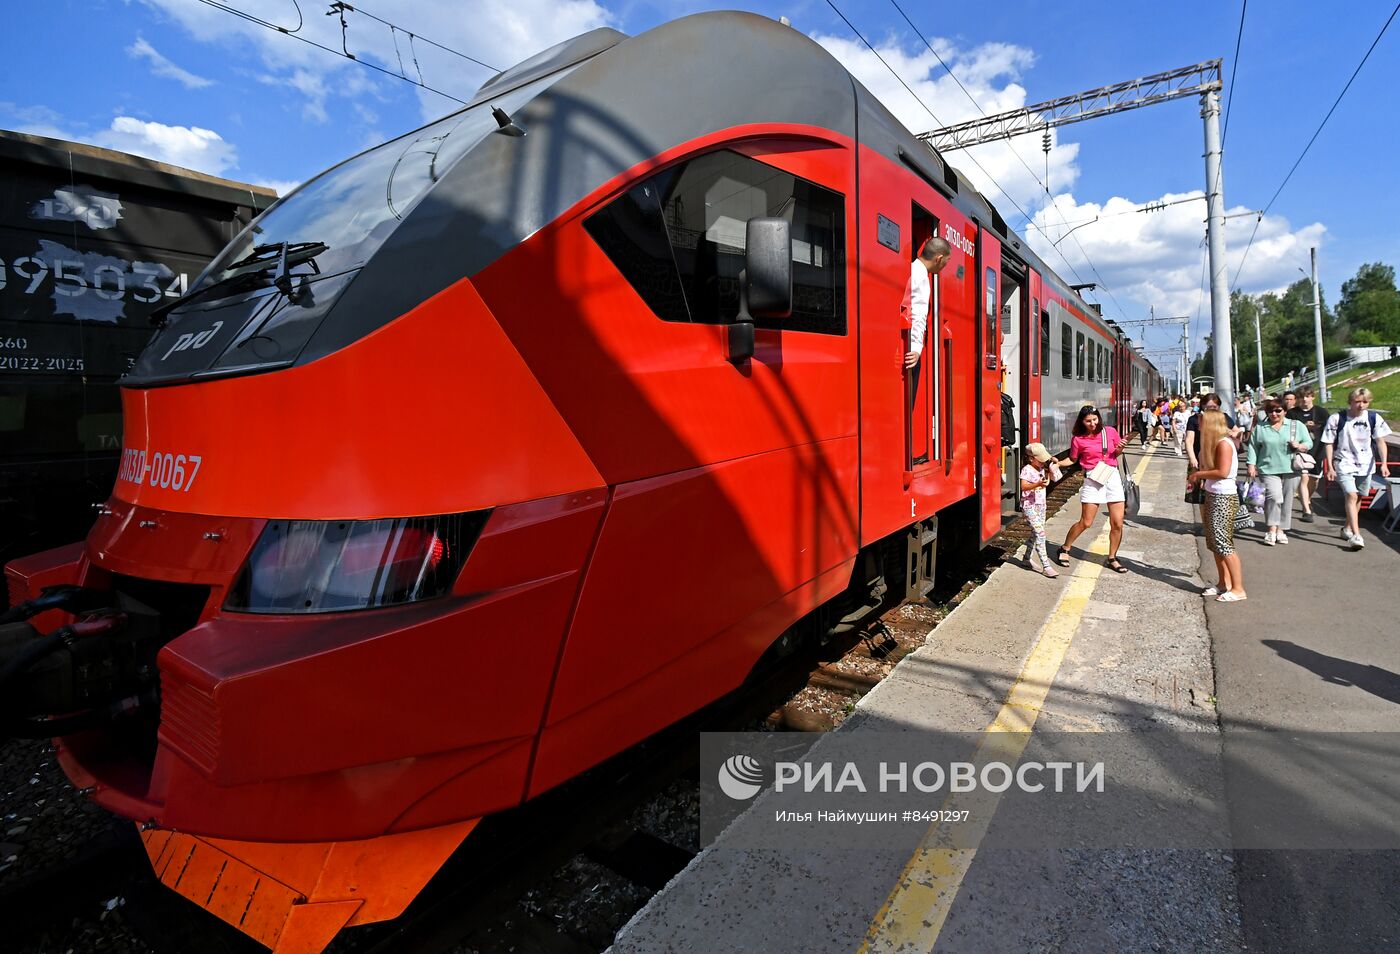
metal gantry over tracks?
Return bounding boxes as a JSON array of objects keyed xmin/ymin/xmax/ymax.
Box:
[
  {"xmin": 918, "ymin": 60, "xmax": 1222, "ymax": 152},
  {"xmin": 918, "ymin": 59, "xmax": 1237, "ymax": 407}
]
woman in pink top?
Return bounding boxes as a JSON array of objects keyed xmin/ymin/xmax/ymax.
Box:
[{"xmin": 1055, "ymin": 405, "xmax": 1130, "ymax": 572}]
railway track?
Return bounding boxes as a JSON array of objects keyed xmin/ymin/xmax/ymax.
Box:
[{"xmin": 1, "ymin": 473, "xmax": 1081, "ymax": 954}]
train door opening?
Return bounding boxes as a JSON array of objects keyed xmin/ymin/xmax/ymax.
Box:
[
  {"xmin": 906, "ymin": 204, "xmax": 938, "ymax": 470},
  {"xmin": 1025, "ymin": 270, "xmax": 1045, "ymax": 448},
  {"xmin": 976, "ymin": 228, "xmax": 1003, "ymax": 542},
  {"xmin": 999, "ymin": 259, "xmax": 1026, "ymax": 504}
]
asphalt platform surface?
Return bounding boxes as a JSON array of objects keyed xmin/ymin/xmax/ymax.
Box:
[
  {"xmin": 613, "ymin": 445, "xmax": 1400, "ymax": 953},
  {"xmin": 1207, "ymin": 471, "xmax": 1400, "ymax": 953}
]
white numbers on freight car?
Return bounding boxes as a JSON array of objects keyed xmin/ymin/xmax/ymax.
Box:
[{"xmin": 0, "ymin": 255, "xmax": 189, "ymax": 306}]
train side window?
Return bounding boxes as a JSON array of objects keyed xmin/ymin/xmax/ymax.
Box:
[
  {"xmin": 1030, "ymin": 297, "xmax": 1040, "ymax": 375},
  {"xmin": 1088, "ymin": 341, "xmax": 1096, "ymax": 383},
  {"xmin": 984, "ymin": 266, "xmax": 998, "ymax": 368},
  {"xmin": 1040, "ymin": 308, "xmax": 1050, "ymax": 376},
  {"xmin": 1061, "ymin": 320, "xmax": 1072, "ymax": 379},
  {"xmin": 584, "ymin": 149, "xmax": 847, "ymax": 335},
  {"xmin": 581, "ymin": 172, "xmax": 691, "ymax": 323},
  {"xmin": 1076, "ymin": 331, "xmax": 1086, "ymax": 380}
]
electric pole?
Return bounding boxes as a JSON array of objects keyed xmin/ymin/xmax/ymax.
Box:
[
  {"xmin": 1182, "ymin": 319, "xmax": 1190, "ymax": 396},
  {"xmin": 1202, "ymin": 87, "xmax": 1236, "ymax": 408},
  {"xmin": 1311, "ymin": 247, "xmax": 1328, "ymax": 403}
]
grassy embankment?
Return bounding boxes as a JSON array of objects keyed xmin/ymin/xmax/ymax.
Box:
[{"xmin": 1333, "ymin": 358, "xmax": 1400, "ymax": 415}]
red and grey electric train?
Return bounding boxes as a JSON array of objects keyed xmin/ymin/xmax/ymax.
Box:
[{"xmin": 1, "ymin": 13, "xmax": 1158, "ymax": 951}]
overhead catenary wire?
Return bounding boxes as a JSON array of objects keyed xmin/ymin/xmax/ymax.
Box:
[
  {"xmin": 820, "ymin": 0, "xmax": 1099, "ymax": 299},
  {"xmin": 1220, "ymin": 0, "xmax": 1247, "ymax": 148},
  {"xmin": 330, "ymin": 2, "xmax": 500, "ymax": 73},
  {"xmin": 1029, "ymin": 196, "xmax": 1266, "ymax": 234},
  {"xmin": 194, "ymin": 0, "xmax": 304, "ymax": 33},
  {"xmin": 885, "ymin": 0, "xmax": 1130, "ymax": 322},
  {"xmin": 1232, "ymin": 0, "xmax": 1399, "ymax": 290},
  {"xmin": 191, "ymin": 0, "xmax": 497, "ymax": 106}
]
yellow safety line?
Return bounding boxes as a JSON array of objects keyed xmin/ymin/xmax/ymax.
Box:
[{"xmin": 857, "ymin": 452, "xmax": 1155, "ymax": 954}]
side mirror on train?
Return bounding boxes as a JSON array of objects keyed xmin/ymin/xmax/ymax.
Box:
[{"xmin": 727, "ymin": 217, "xmax": 792, "ymax": 364}]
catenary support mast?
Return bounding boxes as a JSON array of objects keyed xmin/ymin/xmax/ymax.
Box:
[
  {"xmin": 920, "ymin": 61, "xmax": 1233, "ymax": 405},
  {"xmin": 1311, "ymin": 247, "xmax": 1329, "ymax": 403},
  {"xmin": 1201, "ymin": 88, "xmax": 1235, "ymax": 407}
]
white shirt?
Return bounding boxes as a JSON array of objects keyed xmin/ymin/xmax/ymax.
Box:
[
  {"xmin": 907, "ymin": 260, "xmax": 931, "ymax": 355},
  {"xmin": 1322, "ymin": 410, "xmax": 1393, "ymax": 476},
  {"xmin": 1204, "ymin": 439, "xmax": 1237, "ymax": 495}
]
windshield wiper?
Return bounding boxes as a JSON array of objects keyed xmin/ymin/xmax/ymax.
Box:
[
  {"xmin": 148, "ymin": 241, "xmax": 329, "ymax": 327},
  {"xmin": 225, "ymin": 241, "xmax": 328, "ymax": 278}
]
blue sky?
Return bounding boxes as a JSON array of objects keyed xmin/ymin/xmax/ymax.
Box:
[{"xmin": 4, "ymin": 0, "xmax": 1397, "ymax": 363}]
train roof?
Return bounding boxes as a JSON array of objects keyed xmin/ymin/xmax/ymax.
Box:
[
  {"xmin": 266, "ymin": 10, "xmax": 1155, "ymax": 374},
  {"xmin": 0, "ymin": 128, "xmax": 277, "ymax": 211}
]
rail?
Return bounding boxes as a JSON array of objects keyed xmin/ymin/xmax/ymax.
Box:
[{"xmin": 1261, "ymin": 356, "xmax": 1357, "ymax": 396}]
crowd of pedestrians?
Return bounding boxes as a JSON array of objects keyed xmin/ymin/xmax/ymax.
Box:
[{"xmin": 1022, "ymin": 385, "xmax": 1393, "ymax": 604}]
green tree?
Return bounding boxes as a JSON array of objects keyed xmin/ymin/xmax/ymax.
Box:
[
  {"xmin": 1190, "ymin": 284, "xmax": 1345, "ymax": 391},
  {"xmin": 1336, "ymin": 262, "xmax": 1400, "ymax": 345}
]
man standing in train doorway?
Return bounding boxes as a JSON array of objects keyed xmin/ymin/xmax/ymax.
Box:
[{"xmin": 904, "ymin": 236, "xmax": 952, "ymax": 405}]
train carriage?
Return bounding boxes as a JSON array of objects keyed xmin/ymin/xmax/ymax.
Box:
[{"xmin": 0, "ymin": 13, "xmax": 1157, "ymax": 952}]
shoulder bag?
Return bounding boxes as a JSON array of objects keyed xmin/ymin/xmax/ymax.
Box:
[
  {"xmin": 1121, "ymin": 456, "xmax": 1141, "ymax": 516},
  {"xmin": 1233, "ymin": 484, "xmax": 1256, "ymax": 532},
  {"xmin": 1087, "ymin": 430, "xmax": 1117, "ymax": 485},
  {"xmin": 1233, "ymin": 440, "xmax": 1256, "ymax": 531},
  {"xmin": 1289, "ymin": 420, "xmax": 1316, "ymax": 473},
  {"xmin": 1214, "ymin": 440, "xmax": 1253, "ymax": 532}
]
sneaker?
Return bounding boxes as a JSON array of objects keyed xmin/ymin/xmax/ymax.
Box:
[
  {"xmin": 1263, "ymin": 530, "xmax": 1276, "ymax": 546},
  {"xmin": 1339, "ymin": 526, "xmax": 1351, "ymax": 541},
  {"xmin": 1042, "ymin": 566, "xmax": 1060, "ymax": 579},
  {"xmin": 1352, "ymin": 533, "xmax": 1366, "ymax": 550},
  {"xmin": 1276, "ymin": 530, "xmax": 1289, "ymax": 545},
  {"xmin": 1300, "ymin": 511, "xmax": 1314, "ymax": 523}
]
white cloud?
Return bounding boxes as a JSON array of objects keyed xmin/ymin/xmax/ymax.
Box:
[
  {"xmin": 806, "ymin": 28, "xmax": 1330, "ymax": 349},
  {"xmin": 258, "ymin": 69, "xmax": 331, "ymax": 123},
  {"xmin": 92, "ymin": 116, "xmax": 238, "ymax": 176},
  {"xmin": 1, "ymin": 102, "xmax": 239, "ymax": 178},
  {"xmin": 0, "ymin": 102, "xmax": 71, "ymax": 140},
  {"xmin": 127, "ymin": 36, "xmax": 214, "ymax": 89},
  {"xmin": 811, "ymin": 32, "xmax": 1080, "ymax": 215},
  {"xmin": 137, "ymin": 0, "xmax": 615, "ymax": 125},
  {"xmin": 251, "ymin": 177, "xmax": 302, "ymax": 197},
  {"xmin": 1026, "ymin": 191, "xmax": 1326, "ymax": 344}
]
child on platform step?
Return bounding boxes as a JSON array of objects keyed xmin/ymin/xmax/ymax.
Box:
[{"xmin": 1020, "ymin": 443, "xmax": 1061, "ymax": 578}]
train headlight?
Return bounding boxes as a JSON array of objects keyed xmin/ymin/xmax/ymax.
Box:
[{"xmin": 224, "ymin": 512, "xmax": 488, "ymax": 614}]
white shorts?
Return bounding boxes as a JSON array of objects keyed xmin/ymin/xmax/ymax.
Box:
[{"xmin": 1081, "ymin": 467, "xmax": 1126, "ymax": 505}]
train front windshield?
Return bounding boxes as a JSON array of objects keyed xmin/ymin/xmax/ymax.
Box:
[
  {"xmin": 125, "ymin": 71, "xmax": 566, "ymax": 386},
  {"xmin": 201, "ymin": 70, "xmax": 567, "ymax": 289}
]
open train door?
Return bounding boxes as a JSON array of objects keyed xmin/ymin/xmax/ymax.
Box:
[
  {"xmin": 1026, "ymin": 269, "xmax": 1044, "ymax": 445},
  {"xmin": 999, "ymin": 254, "xmax": 1028, "ymax": 505},
  {"xmin": 976, "ymin": 226, "xmax": 1002, "ymax": 542}
]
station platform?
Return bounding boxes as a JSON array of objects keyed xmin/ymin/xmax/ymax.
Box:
[{"xmin": 610, "ymin": 444, "xmax": 1400, "ymax": 954}]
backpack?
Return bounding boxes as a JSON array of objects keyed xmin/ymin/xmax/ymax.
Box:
[
  {"xmin": 1000, "ymin": 392, "xmax": 1016, "ymax": 447},
  {"xmin": 1328, "ymin": 410, "xmax": 1381, "ymax": 465}
]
